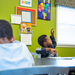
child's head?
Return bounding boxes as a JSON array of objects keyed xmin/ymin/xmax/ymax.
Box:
[
  {"xmin": 38, "ymin": 35, "xmax": 52, "ymax": 47},
  {"xmin": 0, "ymin": 20, "xmax": 14, "ymax": 44}
]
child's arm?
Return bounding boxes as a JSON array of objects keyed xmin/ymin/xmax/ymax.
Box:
[
  {"xmin": 51, "ymin": 28, "xmax": 54, "ymax": 37},
  {"xmin": 36, "ymin": 47, "xmax": 57, "ymax": 55},
  {"xmin": 46, "ymin": 48, "xmax": 57, "ymax": 55},
  {"xmin": 50, "ymin": 36, "xmax": 56, "ymax": 48},
  {"xmin": 50, "ymin": 28, "xmax": 56, "ymax": 48},
  {"xmin": 36, "ymin": 48, "xmax": 46, "ymax": 54}
]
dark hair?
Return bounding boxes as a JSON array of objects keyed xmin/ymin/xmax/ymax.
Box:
[
  {"xmin": 0, "ymin": 20, "xmax": 13, "ymax": 40},
  {"xmin": 38, "ymin": 35, "xmax": 47, "ymax": 47}
]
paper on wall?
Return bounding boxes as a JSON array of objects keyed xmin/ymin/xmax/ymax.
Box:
[
  {"xmin": 20, "ymin": 0, "xmax": 32, "ymax": 7},
  {"xmin": 21, "ymin": 34, "xmax": 32, "ymax": 45},
  {"xmin": 11, "ymin": 15, "xmax": 21, "ymax": 24},
  {"xmin": 21, "ymin": 11, "xmax": 31, "ymax": 23}
]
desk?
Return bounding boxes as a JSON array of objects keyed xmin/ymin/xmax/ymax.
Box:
[{"xmin": 34, "ymin": 58, "xmax": 75, "ymax": 70}]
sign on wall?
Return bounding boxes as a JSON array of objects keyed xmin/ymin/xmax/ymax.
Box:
[
  {"xmin": 38, "ymin": 0, "xmax": 51, "ymax": 20},
  {"xmin": 20, "ymin": 0, "xmax": 32, "ymax": 7}
]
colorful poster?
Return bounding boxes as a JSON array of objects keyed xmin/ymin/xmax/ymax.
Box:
[
  {"xmin": 21, "ymin": 22, "xmax": 32, "ymax": 34},
  {"xmin": 20, "ymin": 0, "xmax": 32, "ymax": 7},
  {"xmin": 38, "ymin": 0, "xmax": 51, "ymax": 20}
]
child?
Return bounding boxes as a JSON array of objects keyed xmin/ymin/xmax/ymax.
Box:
[
  {"xmin": 36, "ymin": 28, "xmax": 57, "ymax": 58},
  {"xmin": 0, "ymin": 20, "xmax": 34, "ymax": 70}
]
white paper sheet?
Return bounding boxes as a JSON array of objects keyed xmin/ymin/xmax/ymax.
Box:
[
  {"xmin": 21, "ymin": 11, "xmax": 31, "ymax": 23},
  {"xmin": 11, "ymin": 15, "xmax": 21, "ymax": 24},
  {"xmin": 21, "ymin": 34, "xmax": 32, "ymax": 45},
  {"xmin": 47, "ymin": 57, "xmax": 72, "ymax": 60},
  {"xmin": 20, "ymin": 0, "xmax": 32, "ymax": 7}
]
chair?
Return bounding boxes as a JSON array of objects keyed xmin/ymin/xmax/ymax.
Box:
[
  {"xmin": 0, "ymin": 66, "xmax": 69, "ymax": 75},
  {"xmin": 31, "ymin": 52, "xmax": 41, "ymax": 58}
]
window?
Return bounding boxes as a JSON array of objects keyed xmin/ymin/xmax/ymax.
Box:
[{"xmin": 56, "ymin": 5, "xmax": 75, "ymax": 47}]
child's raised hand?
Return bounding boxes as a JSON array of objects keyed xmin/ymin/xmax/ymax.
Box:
[{"xmin": 51, "ymin": 28, "xmax": 54, "ymax": 37}]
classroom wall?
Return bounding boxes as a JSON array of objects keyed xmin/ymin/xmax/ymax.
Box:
[{"xmin": 0, "ymin": 0, "xmax": 75, "ymax": 57}]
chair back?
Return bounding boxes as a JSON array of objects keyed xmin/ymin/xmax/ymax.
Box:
[{"xmin": 31, "ymin": 52, "xmax": 41, "ymax": 58}]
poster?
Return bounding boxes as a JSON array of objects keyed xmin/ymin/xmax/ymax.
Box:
[
  {"xmin": 38, "ymin": 0, "xmax": 51, "ymax": 20},
  {"xmin": 21, "ymin": 22, "xmax": 32, "ymax": 34},
  {"xmin": 20, "ymin": 0, "xmax": 32, "ymax": 7}
]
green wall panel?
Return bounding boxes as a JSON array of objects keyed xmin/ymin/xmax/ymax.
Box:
[{"xmin": 0, "ymin": 0, "xmax": 75, "ymax": 57}]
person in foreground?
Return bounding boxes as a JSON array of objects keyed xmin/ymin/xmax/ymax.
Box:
[
  {"xmin": 36, "ymin": 28, "xmax": 57, "ymax": 58},
  {"xmin": 0, "ymin": 20, "xmax": 34, "ymax": 71}
]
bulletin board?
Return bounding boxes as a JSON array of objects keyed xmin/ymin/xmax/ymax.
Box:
[{"xmin": 16, "ymin": 6, "xmax": 36, "ymax": 26}]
